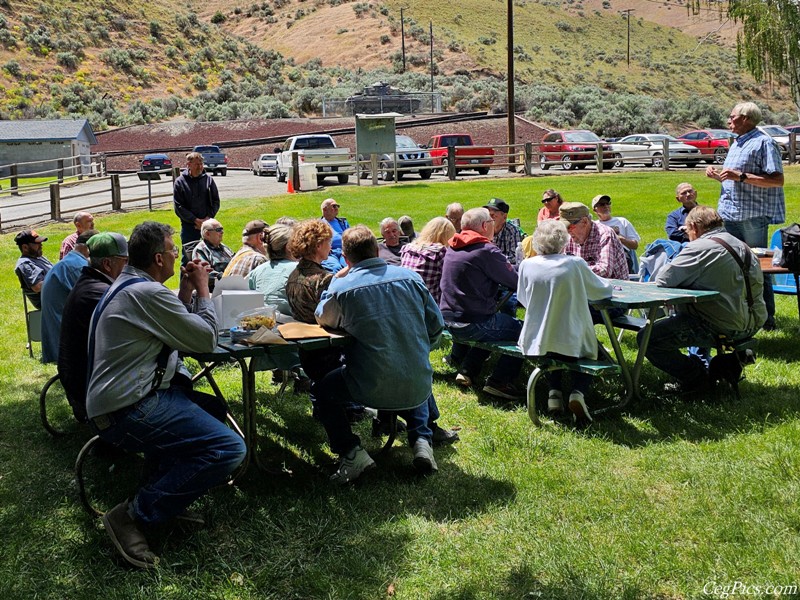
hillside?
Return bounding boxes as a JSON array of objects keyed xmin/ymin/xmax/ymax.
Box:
[{"xmin": 0, "ymin": 0, "xmax": 793, "ymax": 130}]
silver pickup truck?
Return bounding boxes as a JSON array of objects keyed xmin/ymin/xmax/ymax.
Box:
[
  {"xmin": 274, "ymin": 135, "xmax": 353, "ymax": 185},
  {"xmin": 193, "ymin": 145, "xmax": 228, "ymax": 176}
]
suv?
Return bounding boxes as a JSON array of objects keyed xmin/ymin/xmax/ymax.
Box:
[
  {"xmin": 359, "ymin": 134, "xmax": 433, "ymax": 181},
  {"xmin": 757, "ymin": 125, "xmax": 793, "ymax": 159},
  {"xmin": 676, "ymin": 129, "xmax": 736, "ymax": 164},
  {"xmin": 539, "ymin": 130, "xmax": 613, "ymax": 171}
]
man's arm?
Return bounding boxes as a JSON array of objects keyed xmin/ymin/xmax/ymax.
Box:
[
  {"xmin": 172, "ymin": 177, "xmax": 196, "ymax": 223},
  {"xmin": 315, "ymin": 288, "xmax": 345, "ymax": 330},
  {"xmin": 485, "ymin": 246, "xmax": 519, "ymax": 289},
  {"xmin": 665, "ymin": 210, "xmax": 684, "ymax": 241},
  {"xmin": 590, "ymin": 232, "xmax": 623, "ymax": 278}
]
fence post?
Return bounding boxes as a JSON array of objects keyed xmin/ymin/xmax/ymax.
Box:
[
  {"xmin": 661, "ymin": 138, "xmax": 669, "ymax": 171},
  {"xmin": 447, "ymin": 145, "xmax": 456, "ymax": 180},
  {"xmin": 57, "ymin": 159, "xmax": 64, "ymax": 183},
  {"xmin": 524, "ymin": 143, "xmax": 532, "ymax": 176},
  {"xmin": 596, "ymin": 143, "xmax": 603, "ymax": 173},
  {"xmin": 49, "ymin": 183, "xmax": 61, "ymax": 220},
  {"xmin": 10, "ymin": 163, "xmax": 18, "ymax": 196},
  {"xmin": 75, "ymin": 155, "xmax": 83, "ymax": 181},
  {"xmin": 110, "ymin": 174, "xmax": 121, "ymax": 210},
  {"xmin": 790, "ymin": 133, "xmax": 797, "ymax": 165}
]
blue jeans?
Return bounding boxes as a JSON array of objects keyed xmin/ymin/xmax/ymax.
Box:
[
  {"xmin": 448, "ymin": 313, "xmax": 523, "ymax": 384},
  {"xmin": 93, "ymin": 386, "xmax": 246, "ymax": 525},
  {"xmin": 543, "ymin": 354, "xmax": 593, "ymax": 395},
  {"xmin": 639, "ymin": 313, "xmax": 719, "ymax": 384},
  {"xmin": 725, "ymin": 217, "xmax": 774, "ymax": 321},
  {"xmin": 314, "ymin": 367, "xmax": 432, "ymax": 455}
]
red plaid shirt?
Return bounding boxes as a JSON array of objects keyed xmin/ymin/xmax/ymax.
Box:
[
  {"xmin": 399, "ymin": 243, "xmax": 447, "ymax": 304},
  {"xmin": 565, "ymin": 221, "xmax": 629, "ymax": 280}
]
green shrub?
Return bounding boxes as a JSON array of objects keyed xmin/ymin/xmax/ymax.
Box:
[
  {"xmin": 3, "ymin": 59, "xmax": 22, "ymax": 77},
  {"xmin": 149, "ymin": 20, "xmax": 162, "ymax": 38},
  {"xmin": 211, "ymin": 11, "xmax": 226, "ymax": 24},
  {"xmin": 56, "ymin": 52, "xmax": 80, "ymax": 69}
]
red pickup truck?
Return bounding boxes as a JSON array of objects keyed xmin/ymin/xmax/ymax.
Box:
[{"xmin": 426, "ymin": 134, "xmax": 494, "ymax": 175}]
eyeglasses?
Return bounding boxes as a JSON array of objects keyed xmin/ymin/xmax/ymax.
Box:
[
  {"xmin": 210, "ymin": 227, "xmax": 224, "ymax": 233},
  {"xmin": 542, "ymin": 196, "xmax": 557, "ymax": 203},
  {"xmin": 331, "ymin": 204, "xmax": 340, "ymax": 209},
  {"xmin": 594, "ymin": 202, "xmax": 611, "ymax": 208},
  {"xmin": 158, "ymin": 246, "xmax": 180, "ymax": 257},
  {"xmin": 566, "ymin": 218, "xmax": 583, "ymax": 226}
]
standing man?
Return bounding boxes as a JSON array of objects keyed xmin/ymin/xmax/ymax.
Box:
[
  {"xmin": 315, "ymin": 226, "xmax": 443, "ymax": 483},
  {"xmin": 706, "ymin": 101, "xmax": 784, "ymax": 330},
  {"xmin": 60, "ymin": 212, "xmax": 95, "ymax": 259},
  {"xmin": 562, "ymin": 202, "xmax": 629, "ymax": 281},
  {"xmin": 665, "ymin": 183, "xmax": 699, "ymax": 243},
  {"xmin": 174, "ymin": 152, "xmax": 220, "ymax": 263},
  {"xmin": 40, "ymin": 229, "xmax": 95, "ymax": 363},
  {"xmin": 87, "ymin": 221, "xmax": 245, "ymax": 569},
  {"xmin": 484, "ymin": 198, "xmax": 524, "ymax": 265},
  {"xmin": 640, "ymin": 206, "xmax": 766, "ymax": 393},
  {"xmin": 14, "ymin": 229, "xmax": 53, "ymax": 309},
  {"xmin": 58, "ymin": 232, "xmax": 129, "ymax": 423}
]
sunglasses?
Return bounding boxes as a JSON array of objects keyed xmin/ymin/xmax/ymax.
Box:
[
  {"xmin": 566, "ymin": 218, "xmax": 584, "ymax": 226},
  {"xmin": 542, "ymin": 196, "xmax": 557, "ymax": 203},
  {"xmin": 594, "ymin": 202, "xmax": 611, "ymax": 207},
  {"xmin": 210, "ymin": 227, "xmax": 224, "ymax": 233}
]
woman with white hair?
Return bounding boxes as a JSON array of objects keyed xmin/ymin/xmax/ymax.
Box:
[
  {"xmin": 248, "ymin": 223, "xmax": 297, "ymax": 315},
  {"xmin": 192, "ymin": 218, "xmax": 234, "ymax": 291},
  {"xmin": 517, "ymin": 220, "xmax": 612, "ymax": 425}
]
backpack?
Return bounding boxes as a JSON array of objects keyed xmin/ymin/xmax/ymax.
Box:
[{"xmin": 779, "ymin": 223, "xmax": 800, "ymax": 272}]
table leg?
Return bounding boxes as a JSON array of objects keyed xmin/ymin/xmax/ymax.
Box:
[
  {"xmin": 794, "ymin": 273, "xmax": 800, "ymax": 327},
  {"xmin": 598, "ymin": 308, "xmax": 635, "ymax": 404},
  {"xmin": 629, "ymin": 306, "xmax": 660, "ymax": 398},
  {"xmin": 231, "ymin": 356, "xmax": 254, "ymax": 475}
]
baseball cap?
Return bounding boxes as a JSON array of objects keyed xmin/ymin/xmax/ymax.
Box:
[
  {"xmin": 14, "ymin": 230, "xmax": 47, "ymax": 245},
  {"xmin": 243, "ymin": 220, "xmax": 268, "ymax": 236},
  {"xmin": 591, "ymin": 194, "xmax": 611, "ymax": 209},
  {"xmin": 484, "ymin": 198, "xmax": 510, "ymax": 214},
  {"xmin": 559, "ymin": 202, "xmax": 590, "ymax": 222},
  {"xmin": 87, "ymin": 232, "xmax": 128, "ymax": 258}
]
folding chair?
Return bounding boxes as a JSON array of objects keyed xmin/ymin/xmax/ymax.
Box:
[{"xmin": 22, "ymin": 292, "xmax": 42, "ymax": 358}]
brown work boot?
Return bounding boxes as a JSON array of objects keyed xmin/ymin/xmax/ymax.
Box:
[{"xmin": 102, "ymin": 501, "xmax": 159, "ymax": 569}]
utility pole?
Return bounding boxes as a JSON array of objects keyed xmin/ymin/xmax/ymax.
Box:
[
  {"xmin": 430, "ymin": 21, "xmax": 434, "ymax": 112},
  {"xmin": 507, "ymin": 0, "xmax": 516, "ymax": 172},
  {"xmin": 400, "ymin": 7, "xmax": 406, "ymax": 73},
  {"xmin": 622, "ymin": 9, "xmax": 634, "ymax": 67}
]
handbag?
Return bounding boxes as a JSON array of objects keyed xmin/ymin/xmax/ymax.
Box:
[{"xmin": 779, "ymin": 223, "xmax": 800, "ymax": 272}]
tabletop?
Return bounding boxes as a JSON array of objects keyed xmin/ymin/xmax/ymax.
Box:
[
  {"xmin": 593, "ymin": 279, "xmax": 720, "ymax": 310},
  {"xmin": 759, "ymin": 256, "xmax": 792, "ymax": 275}
]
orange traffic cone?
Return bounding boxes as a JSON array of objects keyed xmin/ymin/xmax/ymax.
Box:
[{"xmin": 287, "ymin": 176, "xmax": 295, "ymax": 194}]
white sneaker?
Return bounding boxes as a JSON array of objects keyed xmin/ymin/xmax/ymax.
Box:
[
  {"xmin": 568, "ymin": 391, "xmax": 592, "ymax": 424},
  {"xmin": 547, "ymin": 390, "xmax": 563, "ymax": 414},
  {"xmin": 330, "ymin": 445, "xmax": 376, "ymax": 484},
  {"xmin": 455, "ymin": 373, "xmax": 472, "ymax": 387},
  {"xmin": 412, "ymin": 438, "xmax": 438, "ymax": 474}
]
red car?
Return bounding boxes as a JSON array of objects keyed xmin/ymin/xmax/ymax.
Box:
[
  {"xmin": 676, "ymin": 129, "xmax": 736, "ymax": 165},
  {"xmin": 539, "ymin": 130, "xmax": 614, "ymax": 171}
]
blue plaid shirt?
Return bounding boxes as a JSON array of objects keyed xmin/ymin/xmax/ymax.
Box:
[{"xmin": 718, "ymin": 127, "xmax": 785, "ymax": 224}]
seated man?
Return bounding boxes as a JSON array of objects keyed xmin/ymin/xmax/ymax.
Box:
[
  {"xmin": 58, "ymin": 232, "xmax": 129, "ymax": 423},
  {"xmin": 222, "ymin": 219, "xmax": 268, "ymax": 278},
  {"xmin": 665, "ymin": 182, "xmax": 699, "ymax": 244},
  {"xmin": 639, "ymin": 206, "xmax": 766, "ymax": 393},
  {"xmin": 315, "ymin": 226, "xmax": 444, "ymax": 483},
  {"xmin": 40, "ymin": 229, "xmax": 95, "ymax": 363},
  {"xmin": 377, "ymin": 217, "xmax": 407, "ymax": 265},
  {"xmin": 15, "ymin": 229, "xmax": 53, "ymax": 309},
  {"xmin": 445, "ymin": 202, "xmax": 464, "ymax": 233},
  {"xmin": 192, "ymin": 218, "xmax": 234, "ymax": 291},
  {"xmin": 591, "ymin": 194, "xmax": 640, "ymax": 273},
  {"xmin": 439, "ymin": 207, "xmax": 523, "ymax": 400},
  {"xmin": 320, "ymin": 198, "xmax": 349, "ymax": 273},
  {"xmin": 59, "ymin": 212, "xmax": 95, "ymax": 259},
  {"xmin": 485, "ymin": 198, "xmax": 524, "ymax": 266},
  {"xmin": 562, "ymin": 202, "xmax": 629, "ymax": 281},
  {"xmin": 87, "ymin": 221, "xmax": 245, "ymax": 569}
]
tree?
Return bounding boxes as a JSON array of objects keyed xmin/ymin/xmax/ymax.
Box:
[{"xmin": 726, "ymin": 0, "xmax": 800, "ymax": 114}]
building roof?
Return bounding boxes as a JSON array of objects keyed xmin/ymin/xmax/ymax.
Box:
[{"xmin": 0, "ymin": 119, "xmax": 97, "ymax": 145}]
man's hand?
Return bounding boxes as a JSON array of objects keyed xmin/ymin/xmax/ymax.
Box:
[
  {"xmin": 194, "ymin": 217, "xmax": 205, "ymax": 230},
  {"xmin": 179, "ymin": 259, "xmax": 211, "ymax": 300},
  {"xmin": 718, "ymin": 168, "xmax": 742, "ymax": 182},
  {"xmin": 705, "ymin": 166, "xmax": 722, "ymax": 181}
]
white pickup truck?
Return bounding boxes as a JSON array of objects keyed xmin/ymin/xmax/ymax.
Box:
[{"xmin": 274, "ymin": 134, "xmax": 353, "ymax": 185}]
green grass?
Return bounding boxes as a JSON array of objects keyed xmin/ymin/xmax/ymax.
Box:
[{"xmin": 2, "ymin": 170, "xmax": 800, "ymax": 599}]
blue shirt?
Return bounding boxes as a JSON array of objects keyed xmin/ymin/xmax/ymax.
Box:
[
  {"xmin": 719, "ymin": 127, "xmax": 785, "ymax": 224},
  {"xmin": 315, "ymin": 257, "xmax": 444, "ymax": 410},
  {"xmin": 40, "ymin": 250, "xmax": 88, "ymax": 363},
  {"xmin": 665, "ymin": 206, "xmax": 691, "ymax": 243}
]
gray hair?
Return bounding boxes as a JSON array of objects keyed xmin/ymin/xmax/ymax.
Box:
[
  {"xmin": 461, "ymin": 207, "xmax": 490, "ymax": 233},
  {"xmin": 73, "ymin": 211, "xmax": 92, "ymax": 225},
  {"xmin": 733, "ymin": 101, "xmax": 762, "ymax": 125},
  {"xmin": 445, "ymin": 202, "xmax": 464, "ymax": 217},
  {"xmin": 265, "ymin": 223, "xmax": 294, "ymax": 260},
  {"xmin": 379, "ymin": 217, "xmax": 398, "ymax": 235},
  {"xmin": 201, "ymin": 219, "xmax": 222, "ymax": 236},
  {"xmin": 675, "ymin": 182, "xmax": 694, "ymax": 195},
  {"xmin": 532, "ymin": 220, "xmax": 569, "ymax": 256}
]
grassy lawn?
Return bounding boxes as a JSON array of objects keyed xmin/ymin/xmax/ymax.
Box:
[{"xmin": 2, "ymin": 169, "xmax": 800, "ymax": 599}]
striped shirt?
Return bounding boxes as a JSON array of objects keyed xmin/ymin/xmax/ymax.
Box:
[
  {"xmin": 221, "ymin": 245, "xmax": 266, "ymax": 278},
  {"xmin": 565, "ymin": 221, "xmax": 629, "ymax": 280},
  {"xmin": 719, "ymin": 127, "xmax": 785, "ymax": 224}
]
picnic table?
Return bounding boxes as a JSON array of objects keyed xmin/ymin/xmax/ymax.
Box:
[
  {"xmin": 759, "ymin": 256, "xmax": 800, "ymax": 324},
  {"xmin": 591, "ymin": 279, "xmax": 720, "ymax": 404}
]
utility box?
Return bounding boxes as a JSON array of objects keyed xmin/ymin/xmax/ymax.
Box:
[{"xmin": 355, "ymin": 113, "xmax": 399, "ymax": 156}]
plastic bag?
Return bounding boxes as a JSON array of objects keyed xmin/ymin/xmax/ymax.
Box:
[{"xmin": 235, "ymin": 305, "xmax": 277, "ymax": 331}]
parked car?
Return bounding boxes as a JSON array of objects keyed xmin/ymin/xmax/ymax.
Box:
[
  {"xmin": 757, "ymin": 125, "xmax": 793, "ymax": 159},
  {"xmin": 275, "ymin": 134, "xmax": 353, "ymax": 185},
  {"xmin": 609, "ymin": 134, "xmax": 702, "ymax": 168},
  {"xmin": 358, "ymin": 134, "xmax": 433, "ymax": 181},
  {"xmin": 676, "ymin": 129, "xmax": 736, "ymax": 164},
  {"xmin": 193, "ymin": 145, "xmax": 228, "ymax": 176},
  {"xmin": 539, "ymin": 130, "xmax": 614, "ymax": 171},
  {"xmin": 139, "ymin": 153, "xmax": 172, "ymax": 172},
  {"xmin": 426, "ymin": 133, "xmax": 493, "ymax": 175},
  {"xmin": 252, "ymin": 153, "xmax": 278, "ymax": 176}
]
